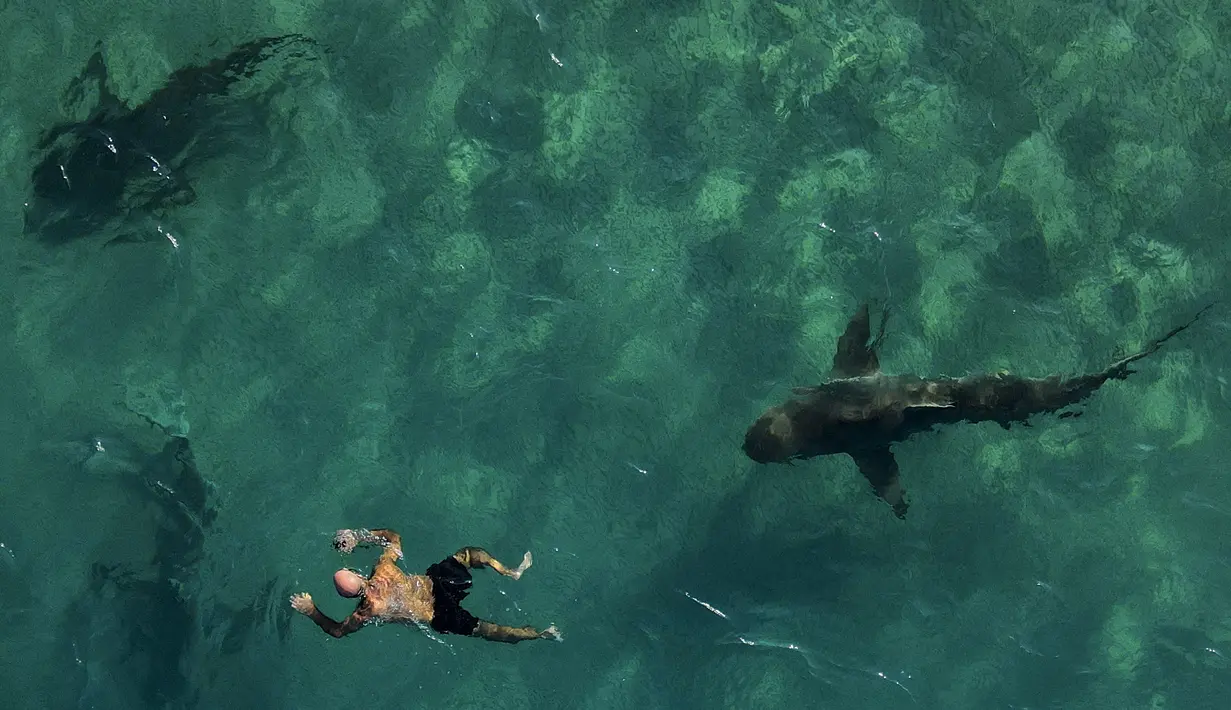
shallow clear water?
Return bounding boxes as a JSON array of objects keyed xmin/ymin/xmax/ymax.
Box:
[{"xmin": 2, "ymin": 1, "xmax": 1231, "ymax": 708}]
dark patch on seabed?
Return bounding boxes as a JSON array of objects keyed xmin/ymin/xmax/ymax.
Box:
[{"xmin": 23, "ymin": 34, "xmax": 318, "ymax": 248}]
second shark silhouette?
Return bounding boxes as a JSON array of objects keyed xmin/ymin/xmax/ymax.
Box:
[
  {"xmin": 743, "ymin": 302, "xmax": 1211, "ymax": 518},
  {"xmin": 24, "ymin": 35, "xmax": 317, "ymax": 246}
]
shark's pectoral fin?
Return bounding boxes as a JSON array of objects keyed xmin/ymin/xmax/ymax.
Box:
[
  {"xmin": 849, "ymin": 447, "xmax": 909, "ymax": 519},
  {"xmin": 830, "ymin": 303, "xmax": 889, "ymax": 378}
]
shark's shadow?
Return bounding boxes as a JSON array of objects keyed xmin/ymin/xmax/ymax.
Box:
[
  {"xmin": 24, "ymin": 34, "xmax": 318, "ymax": 247},
  {"xmin": 51, "ymin": 429, "xmax": 288, "ymax": 708},
  {"xmin": 54, "ymin": 433, "xmax": 215, "ymax": 707}
]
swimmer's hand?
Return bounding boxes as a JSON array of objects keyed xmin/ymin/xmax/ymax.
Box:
[
  {"xmin": 335, "ymin": 528, "xmax": 403, "ymax": 559},
  {"xmin": 290, "ymin": 593, "xmax": 316, "ymax": 615},
  {"xmin": 333, "ymin": 529, "xmax": 359, "ymax": 554},
  {"xmin": 509, "ymin": 551, "xmax": 533, "ymax": 580},
  {"xmin": 539, "ymin": 624, "xmax": 563, "ymax": 642}
]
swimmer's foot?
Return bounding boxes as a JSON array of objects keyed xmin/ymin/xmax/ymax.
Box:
[
  {"xmin": 510, "ymin": 551, "xmax": 533, "ymax": 580},
  {"xmin": 539, "ymin": 624, "xmax": 562, "ymax": 642}
]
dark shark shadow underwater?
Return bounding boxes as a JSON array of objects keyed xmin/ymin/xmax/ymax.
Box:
[
  {"xmin": 743, "ymin": 302, "xmax": 1214, "ymax": 519},
  {"xmin": 52, "ymin": 426, "xmax": 292, "ymax": 707},
  {"xmin": 24, "ymin": 34, "xmax": 317, "ymax": 246},
  {"xmin": 53, "ymin": 429, "xmax": 216, "ymax": 707}
]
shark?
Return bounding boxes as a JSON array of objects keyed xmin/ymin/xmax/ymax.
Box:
[
  {"xmin": 23, "ymin": 34, "xmax": 316, "ymax": 246},
  {"xmin": 742, "ymin": 302, "xmax": 1212, "ymax": 518}
]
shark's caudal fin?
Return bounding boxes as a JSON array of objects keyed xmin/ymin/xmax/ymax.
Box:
[
  {"xmin": 830, "ymin": 303, "xmax": 889, "ymax": 378},
  {"xmin": 1105, "ymin": 302, "xmax": 1216, "ymax": 379}
]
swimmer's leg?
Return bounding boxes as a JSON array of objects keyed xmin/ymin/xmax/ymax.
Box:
[
  {"xmin": 474, "ymin": 620, "xmax": 562, "ymax": 644},
  {"xmin": 452, "ymin": 547, "xmax": 533, "ymax": 580}
]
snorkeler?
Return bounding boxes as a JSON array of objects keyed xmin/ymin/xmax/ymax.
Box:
[{"xmin": 290, "ymin": 528, "xmax": 562, "ymax": 644}]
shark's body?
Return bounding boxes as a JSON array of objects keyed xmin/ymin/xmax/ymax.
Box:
[{"xmin": 743, "ymin": 302, "xmax": 1211, "ymax": 518}]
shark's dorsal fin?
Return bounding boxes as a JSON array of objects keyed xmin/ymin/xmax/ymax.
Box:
[
  {"xmin": 830, "ymin": 303, "xmax": 889, "ymax": 378},
  {"xmin": 66, "ymin": 46, "xmax": 126, "ymax": 122}
]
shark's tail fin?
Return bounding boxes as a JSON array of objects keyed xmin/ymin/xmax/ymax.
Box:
[{"xmin": 1106, "ymin": 302, "xmax": 1215, "ymax": 379}]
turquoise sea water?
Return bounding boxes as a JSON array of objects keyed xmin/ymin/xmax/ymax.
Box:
[{"xmin": 2, "ymin": 1, "xmax": 1230, "ymax": 708}]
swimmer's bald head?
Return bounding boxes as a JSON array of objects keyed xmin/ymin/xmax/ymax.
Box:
[{"xmin": 334, "ymin": 569, "xmax": 366, "ymax": 598}]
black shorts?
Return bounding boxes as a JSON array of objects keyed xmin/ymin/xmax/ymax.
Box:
[{"xmin": 425, "ymin": 556, "xmax": 479, "ymax": 636}]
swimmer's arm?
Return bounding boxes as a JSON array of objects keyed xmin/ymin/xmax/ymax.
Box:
[
  {"xmin": 312, "ymin": 609, "xmax": 367, "ymax": 639},
  {"xmin": 290, "ymin": 593, "xmax": 368, "ymax": 638},
  {"xmin": 365, "ymin": 528, "xmax": 403, "ymax": 562},
  {"xmin": 451, "ymin": 547, "xmax": 533, "ymax": 580}
]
